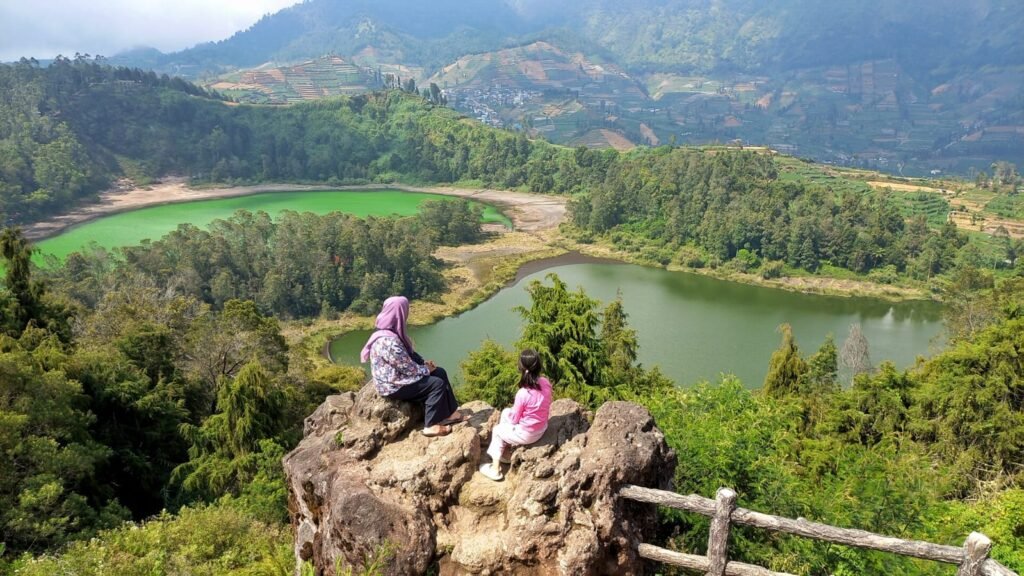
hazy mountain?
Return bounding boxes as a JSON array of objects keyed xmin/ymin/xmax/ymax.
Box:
[
  {"xmin": 105, "ymin": 0, "xmax": 1022, "ymax": 174},
  {"xmin": 113, "ymin": 0, "xmax": 1023, "ymax": 79}
]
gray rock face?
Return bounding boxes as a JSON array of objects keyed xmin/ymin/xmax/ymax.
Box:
[{"xmin": 284, "ymin": 382, "xmax": 676, "ymax": 575}]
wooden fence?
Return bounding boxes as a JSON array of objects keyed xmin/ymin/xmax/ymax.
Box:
[{"xmin": 620, "ymin": 485, "xmax": 1018, "ymax": 576}]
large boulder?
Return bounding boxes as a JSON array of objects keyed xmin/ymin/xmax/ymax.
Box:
[{"xmin": 284, "ymin": 382, "xmax": 676, "ymax": 575}]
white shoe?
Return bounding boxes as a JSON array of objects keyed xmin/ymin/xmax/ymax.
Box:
[{"xmin": 478, "ymin": 463, "xmax": 504, "ymax": 481}]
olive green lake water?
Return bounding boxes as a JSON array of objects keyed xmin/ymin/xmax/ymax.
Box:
[
  {"xmin": 330, "ymin": 255, "xmax": 945, "ymax": 388},
  {"xmin": 33, "ymin": 190, "xmax": 510, "ymax": 262}
]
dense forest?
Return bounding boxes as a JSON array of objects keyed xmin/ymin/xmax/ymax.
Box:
[
  {"xmin": 0, "ymin": 56, "xmax": 598, "ymax": 224},
  {"xmin": 3, "ymin": 209, "xmax": 1024, "ymax": 574},
  {"xmin": 4, "ymin": 58, "xmax": 1016, "ymax": 284},
  {"xmin": 40, "ymin": 204, "xmax": 485, "ymax": 319},
  {"xmin": 567, "ymin": 149, "xmax": 1007, "ymax": 280},
  {"xmin": 1, "ymin": 57, "xmax": 1023, "ymax": 574}
]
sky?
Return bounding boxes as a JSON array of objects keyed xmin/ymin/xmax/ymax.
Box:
[{"xmin": 0, "ymin": 0, "xmax": 301, "ymax": 62}]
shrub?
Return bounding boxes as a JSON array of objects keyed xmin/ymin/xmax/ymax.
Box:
[
  {"xmin": 760, "ymin": 260, "xmax": 786, "ymax": 279},
  {"xmin": 676, "ymin": 246, "xmax": 706, "ymax": 269},
  {"xmin": 12, "ymin": 505, "xmax": 293, "ymax": 576}
]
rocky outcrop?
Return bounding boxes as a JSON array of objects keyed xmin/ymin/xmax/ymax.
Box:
[{"xmin": 284, "ymin": 382, "xmax": 676, "ymax": 575}]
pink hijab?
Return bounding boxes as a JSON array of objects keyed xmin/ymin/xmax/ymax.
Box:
[{"xmin": 360, "ymin": 296, "xmax": 415, "ymax": 362}]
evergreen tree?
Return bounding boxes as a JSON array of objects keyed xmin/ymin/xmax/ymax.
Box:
[
  {"xmin": 459, "ymin": 340, "xmax": 519, "ymax": 408},
  {"xmin": 1, "ymin": 228, "xmax": 43, "ymax": 335},
  {"xmin": 0, "ymin": 330, "xmax": 126, "ymax": 554},
  {"xmin": 802, "ymin": 334, "xmax": 839, "ymax": 394},
  {"xmin": 172, "ymin": 360, "xmax": 287, "ymax": 509},
  {"xmin": 763, "ymin": 323, "xmax": 808, "ymax": 395},
  {"xmin": 515, "ymin": 274, "xmax": 604, "ymax": 405},
  {"xmin": 0, "ymin": 228, "xmax": 70, "ymax": 342},
  {"xmin": 600, "ymin": 294, "xmax": 639, "ymax": 390}
]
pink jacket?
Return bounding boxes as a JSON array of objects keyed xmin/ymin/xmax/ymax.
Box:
[{"xmin": 507, "ymin": 377, "xmax": 552, "ymax": 437}]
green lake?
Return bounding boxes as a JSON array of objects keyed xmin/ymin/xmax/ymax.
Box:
[
  {"xmin": 33, "ymin": 189, "xmax": 510, "ymax": 262},
  {"xmin": 329, "ymin": 255, "xmax": 945, "ymax": 388}
]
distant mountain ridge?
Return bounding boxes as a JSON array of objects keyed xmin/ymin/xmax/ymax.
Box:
[
  {"xmin": 112, "ymin": 0, "xmax": 1024, "ymax": 79},
  {"xmin": 100, "ymin": 1, "xmax": 1024, "ymax": 174}
]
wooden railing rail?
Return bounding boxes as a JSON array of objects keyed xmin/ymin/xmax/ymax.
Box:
[{"xmin": 620, "ymin": 485, "xmax": 1018, "ymax": 576}]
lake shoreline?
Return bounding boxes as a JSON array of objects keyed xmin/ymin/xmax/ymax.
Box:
[
  {"xmin": 316, "ymin": 250, "xmax": 626, "ymax": 364},
  {"xmin": 22, "ymin": 179, "xmax": 565, "ymax": 241},
  {"xmin": 28, "ymin": 178, "xmax": 929, "ymax": 304},
  {"xmin": 566, "ymin": 238, "xmax": 935, "ymax": 303},
  {"xmin": 321, "ymin": 253, "xmax": 944, "ymax": 387}
]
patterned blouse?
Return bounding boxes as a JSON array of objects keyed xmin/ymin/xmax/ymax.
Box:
[{"xmin": 369, "ymin": 335, "xmax": 429, "ymax": 396}]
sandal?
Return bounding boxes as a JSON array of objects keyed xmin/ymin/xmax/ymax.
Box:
[
  {"xmin": 440, "ymin": 411, "xmax": 464, "ymax": 425},
  {"xmin": 478, "ymin": 463, "xmax": 504, "ymax": 481},
  {"xmin": 421, "ymin": 424, "xmax": 452, "ymax": 437}
]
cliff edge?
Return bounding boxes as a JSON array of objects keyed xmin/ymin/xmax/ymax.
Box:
[{"xmin": 283, "ymin": 382, "xmax": 676, "ymax": 575}]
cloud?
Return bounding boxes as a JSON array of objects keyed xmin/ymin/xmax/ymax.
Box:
[{"xmin": 0, "ymin": 0, "xmax": 300, "ymax": 62}]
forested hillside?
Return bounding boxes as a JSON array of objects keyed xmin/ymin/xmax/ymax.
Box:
[
  {"xmin": 3, "ymin": 216, "xmax": 1024, "ymax": 573},
  {"xmin": 118, "ymin": 0, "xmax": 1023, "ymax": 78},
  {"xmin": 0, "ymin": 57, "xmax": 569, "ymax": 223},
  {"xmin": 100, "ymin": 0, "xmax": 1024, "ymax": 176},
  {"xmin": 2, "ymin": 58, "xmax": 1019, "ymax": 285}
]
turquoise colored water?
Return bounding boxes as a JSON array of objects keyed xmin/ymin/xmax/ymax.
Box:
[
  {"xmin": 34, "ymin": 190, "xmax": 510, "ymax": 262},
  {"xmin": 330, "ymin": 258, "xmax": 944, "ymax": 388}
]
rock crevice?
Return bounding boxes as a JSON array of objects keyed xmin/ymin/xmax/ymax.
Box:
[{"xmin": 284, "ymin": 383, "xmax": 676, "ymax": 575}]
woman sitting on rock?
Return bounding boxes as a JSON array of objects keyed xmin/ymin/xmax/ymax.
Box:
[
  {"xmin": 479, "ymin": 349, "xmax": 552, "ymax": 481},
  {"xmin": 361, "ymin": 296, "xmax": 462, "ymax": 437}
]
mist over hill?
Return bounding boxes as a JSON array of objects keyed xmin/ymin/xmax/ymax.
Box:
[{"xmin": 113, "ymin": 0, "xmax": 1023, "ymax": 78}]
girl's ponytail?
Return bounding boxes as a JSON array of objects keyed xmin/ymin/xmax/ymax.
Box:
[{"xmin": 518, "ymin": 348, "xmax": 542, "ymax": 390}]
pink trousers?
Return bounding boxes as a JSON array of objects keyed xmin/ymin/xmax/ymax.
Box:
[{"xmin": 487, "ymin": 408, "xmax": 544, "ymax": 461}]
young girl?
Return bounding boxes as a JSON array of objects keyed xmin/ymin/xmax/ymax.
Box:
[{"xmin": 479, "ymin": 349, "xmax": 552, "ymax": 481}]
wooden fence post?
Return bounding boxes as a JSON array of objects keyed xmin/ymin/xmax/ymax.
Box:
[
  {"xmin": 956, "ymin": 532, "xmax": 991, "ymax": 576},
  {"xmin": 707, "ymin": 487, "xmax": 738, "ymax": 576}
]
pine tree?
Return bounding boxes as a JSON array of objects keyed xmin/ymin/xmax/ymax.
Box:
[
  {"xmin": 802, "ymin": 334, "xmax": 838, "ymax": 394},
  {"xmin": 459, "ymin": 340, "xmax": 520, "ymax": 408},
  {"xmin": 763, "ymin": 323, "xmax": 808, "ymax": 395},
  {"xmin": 172, "ymin": 360, "xmax": 286, "ymax": 504},
  {"xmin": 515, "ymin": 274, "xmax": 603, "ymax": 398},
  {"xmin": 1, "ymin": 227, "xmax": 45, "ymax": 336},
  {"xmin": 0, "ymin": 227, "xmax": 69, "ymax": 341}
]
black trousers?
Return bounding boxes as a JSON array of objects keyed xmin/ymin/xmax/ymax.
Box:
[{"xmin": 386, "ymin": 367, "xmax": 458, "ymax": 427}]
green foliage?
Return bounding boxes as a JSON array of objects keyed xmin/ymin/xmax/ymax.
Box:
[
  {"xmin": 515, "ymin": 274, "xmax": 604, "ymax": 401},
  {"xmin": 0, "ymin": 228, "xmax": 70, "ymax": 341},
  {"xmin": 571, "ymin": 149, "xmax": 968, "ymax": 278},
  {"xmin": 802, "ymin": 334, "xmax": 838, "ymax": 394},
  {"xmin": 172, "ymin": 361, "xmax": 289, "ymax": 515},
  {"xmin": 759, "ymin": 259, "xmax": 785, "ymax": 279},
  {"xmin": 0, "ymin": 58, "xmax": 610, "ymax": 228},
  {"xmin": 418, "ymin": 199, "xmax": 486, "ymax": 246},
  {"xmin": 928, "ymin": 490, "xmax": 1024, "ymax": 571},
  {"xmin": 44, "ymin": 211, "xmax": 447, "ymax": 320},
  {"xmin": 643, "ymin": 378, "xmax": 950, "ymax": 575},
  {"xmin": 763, "ymin": 324, "xmax": 808, "ymax": 396},
  {"xmin": 309, "ymin": 364, "xmax": 368, "ymax": 393},
  {"xmin": 63, "ymin": 347, "xmax": 192, "ymax": 517},
  {"xmin": 0, "ymin": 57, "xmax": 219, "ymax": 224},
  {"xmin": 0, "ymin": 330, "xmax": 127, "ymax": 555},
  {"xmin": 184, "ymin": 300, "xmax": 288, "ymax": 395},
  {"xmin": 459, "ymin": 340, "xmax": 520, "ymax": 408},
  {"xmin": 909, "ymin": 312, "xmax": 1024, "ymax": 492},
  {"xmin": 11, "ymin": 504, "xmax": 293, "ymax": 576},
  {"xmin": 461, "ymin": 275, "xmax": 671, "ymax": 410}
]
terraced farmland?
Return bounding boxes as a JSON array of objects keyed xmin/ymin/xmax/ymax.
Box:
[
  {"xmin": 209, "ymin": 56, "xmax": 381, "ymax": 104},
  {"xmin": 896, "ymin": 192, "xmax": 952, "ymax": 225}
]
